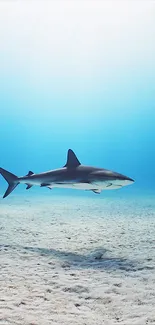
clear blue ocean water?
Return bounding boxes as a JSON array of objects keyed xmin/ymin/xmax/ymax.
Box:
[{"xmin": 0, "ymin": 2, "xmax": 154, "ymax": 199}]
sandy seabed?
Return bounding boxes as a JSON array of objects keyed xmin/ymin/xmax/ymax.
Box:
[{"xmin": 0, "ymin": 194, "xmax": 155, "ymax": 325}]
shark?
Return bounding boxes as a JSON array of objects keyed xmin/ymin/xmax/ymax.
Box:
[{"xmin": 0, "ymin": 149, "xmax": 134, "ymax": 198}]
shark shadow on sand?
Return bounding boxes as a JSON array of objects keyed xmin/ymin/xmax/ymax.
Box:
[{"xmin": 0, "ymin": 244, "xmax": 142, "ymax": 272}]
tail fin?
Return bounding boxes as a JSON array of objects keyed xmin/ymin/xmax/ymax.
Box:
[{"xmin": 0, "ymin": 167, "xmax": 19, "ymax": 198}]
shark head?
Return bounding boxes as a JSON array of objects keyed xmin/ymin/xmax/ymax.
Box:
[
  {"xmin": 89, "ymin": 170, "xmax": 134, "ymax": 190},
  {"xmin": 64, "ymin": 149, "xmax": 134, "ymax": 190}
]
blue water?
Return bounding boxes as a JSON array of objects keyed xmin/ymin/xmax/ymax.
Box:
[{"xmin": 0, "ymin": 2, "xmax": 154, "ymax": 198}]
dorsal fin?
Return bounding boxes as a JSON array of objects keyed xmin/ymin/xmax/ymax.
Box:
[
  {"xmin": 64, "ymin": 149, "xmax": 81, "ymax": 168},
  {"xmin": 26, "ymin": 171, "xmax": 34, "ymax": 176}
]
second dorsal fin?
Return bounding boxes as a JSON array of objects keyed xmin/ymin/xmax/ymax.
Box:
[
  {"xmin": 26, "ymin": 171, "xmax": 34, "ymax": 176},
  {"xmin": 64, "ymin": 149, "xmax": 81, "ymax": 168}
]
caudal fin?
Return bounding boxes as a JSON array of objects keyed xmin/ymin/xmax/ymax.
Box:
[{"xmin": 0, "ymin": 167, "xmax": 19, "ymax": 198}]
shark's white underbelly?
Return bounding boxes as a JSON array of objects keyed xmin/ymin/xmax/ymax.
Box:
[
  {"xmin": 20, "ymin": 179, "xmax": 122, "ymax": 190},
  {"xmin": 51, "ymin": 183, "xmax": 96, "ymax": 190},
  {"xmin": 48, "ymin": 183, "xmax": 121, "ymax": 190}
]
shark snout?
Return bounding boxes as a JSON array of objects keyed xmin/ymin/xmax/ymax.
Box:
[
  {"xmin": 118, "ymin": 175, "xmax": 134, "ymax": 187},
  {"xmin": 124, "ymin": 178, "xmax": 134, "ymax": 185},
  {"xmin": 126, "ymin": 177, "xmax": 134, "ymax": 183}
]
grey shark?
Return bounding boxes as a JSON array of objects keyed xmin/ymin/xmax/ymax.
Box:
[{"xmin": 0, "ymin": 149, "xmax": 134, "ymax": 198}]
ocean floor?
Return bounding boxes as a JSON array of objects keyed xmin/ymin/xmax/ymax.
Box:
[{"xmin": 0, "ymin": 194, "xmax": 155, "ymax": 325}]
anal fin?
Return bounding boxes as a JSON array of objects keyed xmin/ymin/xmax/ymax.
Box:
[{"xmin": 26, "ymin": 184, "xmax": 33, "ymax": 190}]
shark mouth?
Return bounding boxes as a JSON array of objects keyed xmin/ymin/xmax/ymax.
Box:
[
  {"xmin": 106, "ymin": 183, "xmax": 122, "ymax": 188},
  {"xmin": 106, "ymin": 183, "xmax": 112, "ymax": 188}
]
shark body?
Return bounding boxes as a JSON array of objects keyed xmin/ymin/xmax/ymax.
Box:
[{"xmin": 0, "ymin": 149, "xmax": 134, "ymax": 198}]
